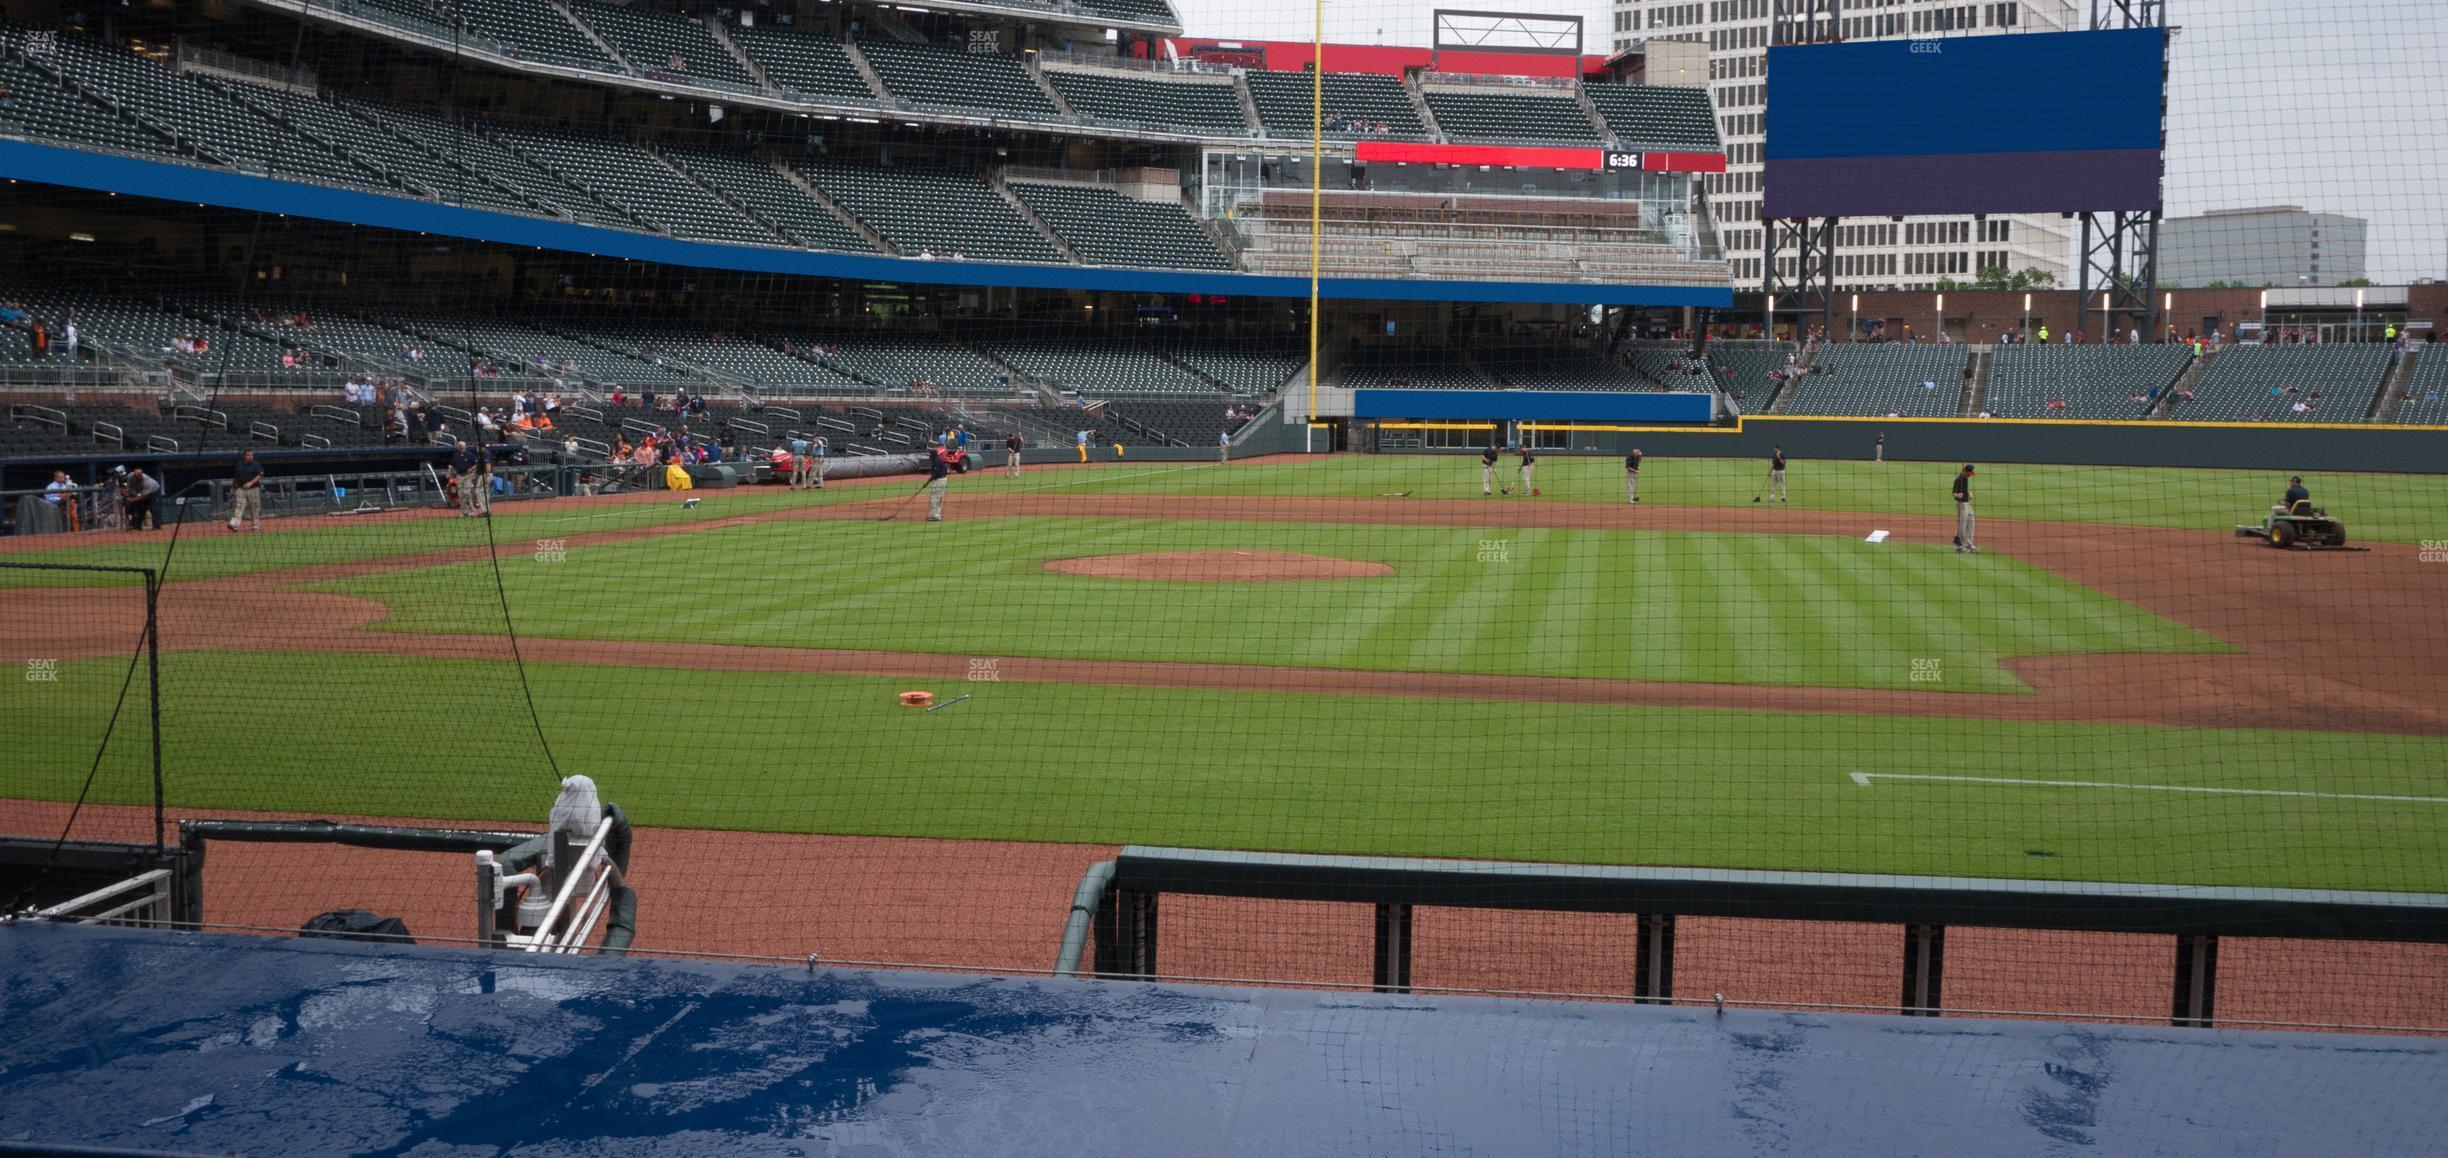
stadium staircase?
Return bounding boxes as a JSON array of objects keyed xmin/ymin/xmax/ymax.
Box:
[
  {"xmin": 2372, "ymin": 349, "xmax": 2416, "ymax": 421},
  {"xmin": 1022, "ymin": 58, "xmax": 1078, "ymax": 119},
  {"xmin": 1401, "ymin": 78, "xmax": 1443, "ymax": 141},
  {"xmin": 704, "ymin": 20, "xmax": 773, "ymax": 92},
  {"xmin": 841, "ymin": 41, "xmax": 892, "ymax": 102},
  {"xmin": 986, "ymin": 173, "xmax": 1080, "ymax": 262},
  {"xmin": 1765, "ymin": 344, "xmax": 1815, "ymax": 414},
  {"xmin": 1573, "ymin": 84, "xmax": 1613, "ymax": 148},
  {"xmin": 1232, "ymin": 78, "xmax": 1263, "ymax": 139},
  {"xmin": 1959, "ymin": 349, "xmax": 1990, "ymax": 417},
  {"xmin": 548, "ymin": 0, "xmax": 633, "ymax": 72},
  {"xmin": 2154, "ymin": 346, "xmax": 2218, "ymax": 417},
  {"xmin": 775, "ymin": 163, "xmax": 896, "ymax": 254},
  {"xmin": 863, "ymin": 9, "xmax": 929, "ymax": 44}
]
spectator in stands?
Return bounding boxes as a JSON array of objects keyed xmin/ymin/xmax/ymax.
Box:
[
  {"xmin": 643, "ymin": 388, "xmax": 657, "ymax": 412},
  {"xmin": 29, "ymin": 320, "xmax": 47, "ymax": 359},
  {"xmin": 718, "ymin": 425, "xmax": 738, "ymax": 458},
  {"xmin": 1219, "ymin": 429, "xmax": 1232, "ymax": 464},
  {"xmin": 120, "ymin": 467, "xmax": 160, "ymax": 530},
  {"xmin": 44, "ymin": 470, "xmax": 78, "ymax": 531},
  {"xmin": 61, "ymin": 315, "xmax": 77, "ymax": 361}
]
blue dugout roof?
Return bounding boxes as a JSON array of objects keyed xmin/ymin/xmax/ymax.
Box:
[{"xmin": 2, "ymin": 923, "xmax": 2441, "ymax": 1156}]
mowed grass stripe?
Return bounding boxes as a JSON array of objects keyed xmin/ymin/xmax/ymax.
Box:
[
  {"xmin": 322, "ymin": 517, "xmax": 2227, "ymax": 692},
  {"xmin": 11, "ymin": 650, "xmax": 2445, "ymax": 892}
]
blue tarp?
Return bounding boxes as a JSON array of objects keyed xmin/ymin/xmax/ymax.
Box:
[{"xmin": 3, "ymin": 924, "xmax": 2442, "ymax": 1156}]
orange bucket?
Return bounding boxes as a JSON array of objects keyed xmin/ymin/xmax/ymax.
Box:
[{"xmin": 899, "ymin": 690, "xmax": 935, "ymax": 708}]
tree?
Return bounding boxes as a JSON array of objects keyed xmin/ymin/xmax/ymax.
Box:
[
  {"xmin": 2338, "ymin": 277, "xmax": 2374, "ymax": 287},
  {"xmin": 2007, "ymin": 267, "xmax": 2057, "ymax": 290},
  {"xmin": 1972, "ymin": 266, "xmax": 2013, "ymax": 291}
]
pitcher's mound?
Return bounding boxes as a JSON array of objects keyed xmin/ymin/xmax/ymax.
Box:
[{"xmin": 1044, "ymin": 550, "xmax": 1392, "ymax": 583}]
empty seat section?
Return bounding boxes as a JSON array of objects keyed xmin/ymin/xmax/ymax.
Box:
[
  {"xmin": 1985, "ymin": 345, "xmax": 2191, "ymax": 419},
  {"xmin": 488, "ymin": 128, "xmax": 779, "ymax": 244},
  {"xmin": 2394, "ymin": 350, "xmax": 2448, "ymax": 425},
  {"xmin": 1069, "ymin": 0, "xmax": 1181, "ymax": 25},
  {"xmin": 983, "ymin": 336, "xmax": 1215, "ymax": 395},
  {"xmin": 1146, "ymin": 337, "xmax": 1302, "ymax": 394},
  {"xmin": 1007, "ymin": 182, "xmax": 1229, "ymax": 270},
  {"xmin": 0, "ymin": 53, "xmax": 168, "ymax": 157},
  {"xmin": 662, "ymin": 149, "xmax": 872, "ymax": 251},
  {"xmin": 1340, "ymin": 345, "xmax": 1492, "ymax": 390},
  {"xmin": 727, "ymin": 26, "xmax": 876, "ymax": 103},
  {"xmin": 1421, "ymin": 89, "xmax": 1600, "ymax": 144},
  {"xmin": 1704, "ymin": 342, "xmax": 1798, "ymax": 407},
  {"xmin": 799, "ymin": 162, "xmax": 1061, "ymax": 263},
  {"xmin": 1585, "ymin": 84, "xmax": 1722, "ymax": 151},
  {"xmin": 569, "ymin": 2, "xmax": 758, "ymax": 89},
  {"xmin": 2180, "ymin": 343, "xmax": 2390, "ymax": 423},
  {"xmin": 31, "ymin": 33, "xmax": 385, "ymax": 188},
  {"xmin": 1244, "ymin": 71, "xmax": 1426, "ymax": 140},
  {"xmin": 1043, "ymin": 70, "xmax": 1246, "ymax": 135},
  {"xmin": 334, "ymin": 97, "xmax": 634, "ymax": 229},
  {"xmin": 443, "ymin": 0, "xmax": 619, "ymax": 71},
  {"xmin": 1784, "ymin": 345, "xmax": 1968, "ymax": 417},
  {"xmin": 857, "ymin": 40, "xmax": 1059, "ymax": 120}
]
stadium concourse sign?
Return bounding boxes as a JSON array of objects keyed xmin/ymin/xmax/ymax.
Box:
[{"xmin": 1355, "ymin": 140, "xmax": 1726, "ymax": 174}]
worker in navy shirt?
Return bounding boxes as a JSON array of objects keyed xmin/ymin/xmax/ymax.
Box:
[
  {"xmin": 1515, "ymin": 444, "xmax": 1536, "ymax": 495},
  {"xmin": 452, "ymin": 441, "xmax": 484, "ymax": 517},
  {"xmin": 1624, "ymin": 448, "xmax": 1644, "ymax": 504},
  {"xmin": 228, "ymin": 449, "xmax": 265, "ymax": 532},
  {"xmin": 1480, "ymin": 444, "xmax": 1500, "ymax": 496},
  {"xmin": 2282, "ymin": 476, "xmax": 2311, "ymax": 515}
]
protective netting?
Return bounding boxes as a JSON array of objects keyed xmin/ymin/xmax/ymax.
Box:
[{"xmin": 0, "ymin": 0, "xmax": 2444, "ymax": 1047}]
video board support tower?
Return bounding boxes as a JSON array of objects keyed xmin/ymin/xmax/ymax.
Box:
[
  {"xmin": 1762, "ymin": 0, "xmax": 1840, "ymax": 340},
  {"xmin": 2076, "ymin": 0, "xmax": 2167, "ymax": 343}
]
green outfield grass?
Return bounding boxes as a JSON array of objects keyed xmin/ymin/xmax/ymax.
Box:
[
  {"xmin": 318, "ymin": 517, "xmax": 2226, "ymax": 694},
  {"xmin": 11, "ymin": 651, "xmax": 2445, "ymax": 892}
]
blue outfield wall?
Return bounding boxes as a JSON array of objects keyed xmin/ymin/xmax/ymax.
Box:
[
  {"xmin": 5, "ymin": 924, "xmax": 2445, "ymax": 1156},
  {"xmin": 0, "ymin": 140, "xmax": 1733, "ymax": 309},
  {"xmin": 1354, "ymin": 389, "xmax": 1715, "ymax": 422}
]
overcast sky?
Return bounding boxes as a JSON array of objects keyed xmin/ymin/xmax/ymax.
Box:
[{"xmin": 1171, "ymin": 0, "xmax": 2448, "ymax": 282}]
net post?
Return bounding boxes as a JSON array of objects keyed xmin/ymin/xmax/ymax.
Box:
[
  {"xmin": 144, "ymin": 567, "xmax": 163, "ymax": 851},
  {"xmin": 2172, "ymin": 933, "xmax": 2219, "ymax": 1028},
  {"xmin": 1634, "ymin": 913, "xmax": 1676, "ymax": 1004},
  {"xmin": 1901, "ymin": 923, "xmax": 1946, "ymax": 1016},
  {"xmin": 1093, "ymin": 887, "xmax": 1159, "ymax": 980},
  {"xmin": 1372, "ymin": 902, "xmax": 1413, "ymax": 993}
]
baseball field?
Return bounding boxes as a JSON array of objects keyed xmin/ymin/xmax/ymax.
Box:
[{"xmin": 7, "ymin": 452, "xmax": 2448, "ymax": 902}]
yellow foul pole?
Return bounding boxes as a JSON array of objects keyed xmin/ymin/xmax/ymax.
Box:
[{"xmin": 1306, "ymin": 0, "xmax": 1322, "ymax": 428}]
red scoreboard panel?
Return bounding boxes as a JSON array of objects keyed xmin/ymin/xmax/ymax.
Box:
[{"xmin": 1354, "ymin": 141, "xmax": 1726, "ymax": 173}]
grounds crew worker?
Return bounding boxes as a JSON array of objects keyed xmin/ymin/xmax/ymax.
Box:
[
  {"xmin": 927, "ymin": 440, "xmax": 967, "ymax": 522},
  {"xmin": 228, "ymin": 448, "xmax": 264, "ymax": 532},
  {"xmin": 1624, "ymin": 448, "xmax": 1643, "ymax": 504},
  {"xmin": 1953, "ymin": 464, "xmax": 1979, "ymax": 553},
  {"xmin": 1480, "ymin": 443, "xmax": 1500, "ymax": 496},
  {"xmin": 1761, "ymin": 446, "xmax": 1788, "ymax": 503},
  {"xmin": 2283, "ymin": 475, "xmax": 2312, "ymax": 515},
  {"xmin": 1006, "ymin": 432, "xmax": 1024, "ymax": 478},
  {"xmin": 1515, "ymin": 443, "xmax": 1536, "ymax": 495}
]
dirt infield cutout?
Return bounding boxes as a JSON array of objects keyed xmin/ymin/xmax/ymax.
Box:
[{"xmin": 1044, "ymin": 549, "xmax": 1393, "ymax": 583}]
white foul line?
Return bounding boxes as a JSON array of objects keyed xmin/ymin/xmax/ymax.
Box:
[{"xmin": 1848, "ymin": 771, "xmax": 2448, "ymax": 805}]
